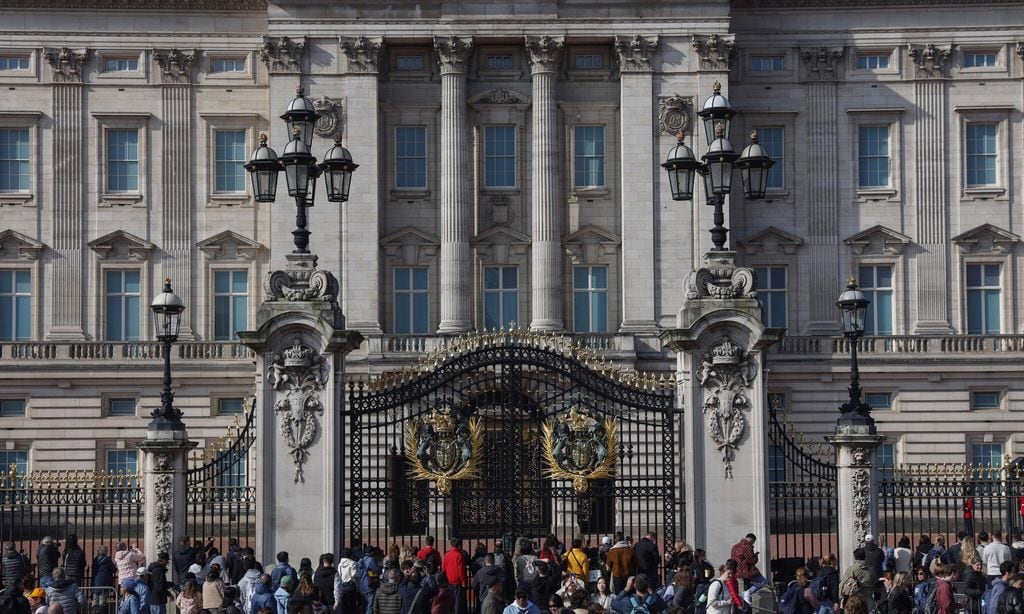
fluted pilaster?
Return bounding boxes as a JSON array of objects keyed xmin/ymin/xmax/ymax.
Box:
[
  {"xmin": 434, "ymin": 36, "xmax": 474, "ymax": 334},
  {"xmin": 526, "ymin": 35, "xmax": 564, "ymax": 331},
  {"xmin": 805, "ymin": 81, "xmax": 841, "ymax": 333},
  {"xmin": 160, "ymin": 83, "xmax": 194, "ymax": 337}
]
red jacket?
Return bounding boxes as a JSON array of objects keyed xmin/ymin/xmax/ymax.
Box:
[
  {"xmin": 936, "ymin": 579, "xmax": 956, "ymax": 614},
  {"xmin": 416, "ymin": 546, "xmax": 442, "ymax": 572},
  {"xmin": 441, "ymin": 549, "xmax": 469, "ymax": 587},
  {"xmin": 730, "ymin": 540, "xmax": 760, "ymax": 580}
]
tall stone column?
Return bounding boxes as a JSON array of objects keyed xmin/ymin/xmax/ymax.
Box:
[
  {"xmin": 138, "ymin": 433, "xmax": 196, "ymax": 567},
  {"xmin": 43, "ymin": 48, "xmax": 89, "ymax": 340},
  {"xmin": 339, "ymin": 37, "xmax": 384, "ymax": 335},
  {"xmin": 615, "ymin": 35, "xmax": 659, "ymax": 333},
  {"xmin": 829, "ymin": 433, "xmax": 883, "ymax": 572},
  {"xmin": 434, "ymin": 36, "xmax": 474, "ymax": 334},
  {"xmin": 799, "ymin": 47, "xmax": 844, "ymax": 335},
  {"xmin": 526, "ymin": 36, "xmax": 564, "ymax": 331},
  {"xmin": 154, "ymin": 49, "xmax": 197, "ymax": 338},
  {"xmin": 662, "ymin": 253, "xmax": 783, "ymax": 566},
  {"xmin": 909, "ymin": 44, "xmax": 953, "ymax": 333}
]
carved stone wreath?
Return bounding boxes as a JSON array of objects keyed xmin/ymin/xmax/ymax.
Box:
[
  {"xmin": 267, "ymin": 337, "xmax": 328, "ymax": 483},
  {"xmin": 658, "ymin": 95, "xmax": 692, "ymax": 136},
  {"xmin": 698, "ymin": 336, "xmax": 758, "ymax": 479}
]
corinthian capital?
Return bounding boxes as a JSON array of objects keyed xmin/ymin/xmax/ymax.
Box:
[
  {"xmin": 615, "ymin": 34, "xmax": 659, "ymax": 72},
  {"xmin": 525, "ymin": 35, "xmax": 564, "ymax": 74},
  {"xmin": 433, "ymin": 36, "xmax": 474, "ymax": 75},
  {"xmin": 340, "ymin": 36, "xmax": 383, "ymax": 74},
  {"xmin": 260, "ymin": 36, "xmax": 306, "ymax": 73},
  {"xmin": 152, "ymin": 48, "xmax": 197, "ymax": 84},
  {"xmin": 908, "ymin": 43, "xmax": 951, "ymax": 78},
  {"xmin": 800, "ymin": 46, "xmax": 843, "ymax": 81},
  {"xmin": 44, "ymin": 48, "xmax": 90, "ymax": 83},
  {"xmin": 691, "ymin": 34, "xmax": 734, "ymax": 71}
]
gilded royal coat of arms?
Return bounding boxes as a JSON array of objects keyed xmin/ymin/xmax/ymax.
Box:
[
  {"xmin": 405, "ymin": 403, "xmax": 483, "ymax": 494},
  {"xmin": 541, "ymin": 405, "xmax": 618, "ymax": 493}
]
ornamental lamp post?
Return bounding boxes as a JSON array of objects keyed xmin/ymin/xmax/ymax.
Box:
[
  {"xmin": 662, "ymin": 82, "xmax": 774, "ymax": 251},
  {"xmin": 149, "ymin": 278, "xmax": 186, "ymax": 432},
  {"xmin": 836, "ymin": 276, "xmax": 876, "ymax": 434}
]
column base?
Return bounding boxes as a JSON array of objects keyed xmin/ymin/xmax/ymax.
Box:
[
  {"xmin": 530, "ymin": 319, "xmax": 564, "ymax": 332},
  {"xmin": 912, "ymin": 320, "xmax": 955, "ymax": 334},
  {"xmin": 618, "ymin": 320, "xmax": 658, "ymax": 334},
  {"xmin": 347, "ymin": 321, "xmax": 384, "ymax": 336},
  {"xmin": 437, "ymin": 319, "xmax": 472, "ymax": 335},
  {"xmin": 804, "ymin": 320, "xmax": 841, "ymax": 335},
  {"xmin": 45, "ymin": 326, "xmax": 86, "ymax": 341}
]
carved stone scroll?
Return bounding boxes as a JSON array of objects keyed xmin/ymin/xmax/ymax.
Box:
[
  {"xmin": 313, "ymin": 96, "xmax": 342, "ymax": 138},
  {"xmin": 152, "ymin": 453, "xmax": 173, "ymax": 558},
  {"xmin": 800, "ymin": 46, "xmax": 843, "ymax": 81},
  {"xmin": 908, "ymin": 43, "xmax": 951, "ymax": 78},
  {"xmin": 525, "ymin": 35, "xmax": 564, "ymax": 74},
  {"xmin": 433, "ymin": 36, "xmax": 474, "ymax": 75},
  {"xmin": 340, "ymin": 36, "xmax": 383, "ymax": 74}
]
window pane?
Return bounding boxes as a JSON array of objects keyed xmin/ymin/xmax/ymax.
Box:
[
  {"xmin": 109, "ymin": 399, "xmax": 136, "ymax": 416},
  {"xmin": 574, "ymin": 126, "xmax": 606, "ymax": 188},
  {"xmin": 394, "ymin": 293, "xmax": 410, "ymax": 334},
  {"xmin": 875, "ymin": 291, "xmax": 893, "ymax": 335},
  {"xmin": 394, "ymin": 267, "xmax": 409, "ymax": 291},
  {"xmin": 573, "ymin": 267, "xmax": 588, "ymax": 290},
  {"xmin": 591, "ymin": 291, "xmax": 608, "ymax": 333},
  {"xmin": 106, "ymin": 270, "xmax": 121, "ymax": 293},
  {"xmin": 0, "ymin": 400, "xmax": 26, "ymax": 417},
  {"xmin": 966, "ymin": 264, "xmax": 981, "ymax": 287},
  {"xmin": 214, "ymin": 296, "xmax": 230, "ymax": 339},
  {"xmin": 0, "ymin": 128, "xmax": 30, "ymax": 191},
  {"xmin": 483, "ymin": 267, "xmax": 500, "ymax": 290},
  {"xmin": 875, "ymin": 265, "xmax": 892, "ymax": 288},
  {"xmin": 124, "ymin": 271, "xmax": 140, "ymax": 293},
  {"xmin": 502, "ymin": 267, "xmax": 517, "ymax": 289},
  {"xmin": 769, "ymin": 292, "xmax": 787, "ymax": 328},
  {"xmin": 972, "ymin": 392, "xmax": 1000, "ymax": 410},
  {"xmin": 124, "ymin": 296, "xmax": 140, "ymax": 340},
  {"xmin": 966, "ymin": 291, "xmax": 983, "ymax": 334},
  {"xmin": 0, "ymin": 297, "xmax": 11, "ymax": 340},
  {"xmin": 215, "ymin": 130, "xmax": 247, "ymax": 192},
  {"xmin": 984, "ymin": 289, "xmax": 1000, "ymax": 333},
  {"xmin": 412, "ymin": 293, "xmax": 429, "ymax": 334},
  {"xmin": 412, "ymin": 268, "xmax": 428, "ymax": 291},
  {"xmin": 770, "ymin": 267, "xmax": 786, "ymax": 289},
  {"xmin": 14, "ymin": 296, "xmax": 30, "ymax": 340},
  {"xmin": 219, "ymin": 398, "xmax": 244, "ymax": 415},
  {"xmin": 865, "ymin": 393, "xmax": 891, "ymax": 409},
  {"xmin": 502, "ymin": 292, "xmax": 518, "ymax": 328},
  {"xmin": 395, "ymin": 127, "xmax": 427, "ymax": 188},
  {"xmin": 483, "ymin": 292, "xmax": 500, "ymax": 330},
  {"xmin": 573, "ymin": 292, "xmax": 589, "ymax": 333},
  {"xmin": 232, "ymin": 296, "xmax": 247, "ymax": 335},
  {"xmin": 983, "ymin": 264, "xmax": 1000, "ymax": 286},
  {"xmin": 106, "ymin": 295, "xmax": 122, "ymax": 341},
  {"xmin": 14, "ymin": 271, "xmax": 29, "ymax": 293},
  {"xmin": 591, "ymin": 266, "xmax": 608, "ymax": 289},
  {"xmin": 214, "ymin": 270, "xmax": 230, "ymax": 293}
]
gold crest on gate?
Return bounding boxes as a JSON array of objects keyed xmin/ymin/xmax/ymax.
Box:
[
  {"xmin": 542, "ymin": 404, "xmax": 618, "ymax": 494},
  {"xmin": 405, "ymin": 403, "xmax": 483, "ymax": 494}
]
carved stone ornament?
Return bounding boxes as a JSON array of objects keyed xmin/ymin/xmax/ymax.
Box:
[
  {"xmin": 152, "ymin": 453, "xmax": 174, "ymax": 559},
  {"xmin": 478, "ymin": 89, "xmax": 528, "ymax": 104},
  {"xmin": 698, "ymin": 335, "xmax": 758, "ymax": 479},
  {"xmin": 800, "ymin": 46, "xmax": 843, "ymax": 81},
  {"xmin": 340, "ymin": 36, "xmax": 383, "ymax": 74},
  {"xmin": 433, "ymin": 36, "xmax": 474, "ymax": 75},
  {"xmin": 685, "ymin": 252, "xmax": 757, "ymax": 300},
  {"xmin": 525, "ymin": 35, "xmax": 565, "ymax": 74},
  {"xmin": 908, "ymin": 43, "xmax": 951, "ymax": 78},
  {"xmin": 851, "ymin": 467, "xmax": 872, "ymax": 542},
  {"xmin": 658, "ymin": 95, "xmax": 692, "ymax": 136},
  {"xmin": 615, "ymin": 34, "xmax": 659, "ymax": 72},
  {"xmin": 43, "ymin": 48, "xmax": 89, "ymax": 83},
  {"xmin": 541, "ymin": 404, "xmax": 618, "ymax": 494},
  {"xmin": 691, "ymin": 34, "xmax": 735, "ymax": 71},
  {"xmin": 313, "ymin": 96, "xmax": 342, "ymax": 138},
  {"xmin": 152, "ymin": 48, "xmax": 196, "ymax": 83},
  {"xmin": 260, "ymin": 36, "xmax": 306, "ymax": 73},
  {"xmin": 267, "ymin": 336, "xmax": 328, "ymax": 483},
  {"xmin": 1017, "ymin": 42, "xmax": 1024, "ymax": 61},
  {"xmin": 265, "ymin": 253, "xmax": 339, "ymax": 304},
  {"xmin": 405, "ymin": 403, "xmax": 483, "ymax": 495}
]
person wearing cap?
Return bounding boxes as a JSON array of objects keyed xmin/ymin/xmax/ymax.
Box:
[
  {"xmin": 864, "ymin": 534, "xmax": 885, "ymax": 579},
  {"xmin": 119, "ymin": 578, "xmax": 141, "ymax": 614},
  {"xmin": 274, "ymin": 573, "xmax": 293, "ymax": 614},
  {"xmin": 36, "ymin": 538, "xmax": 60, "ymax": 590},
  {"xmin": 133, "ymin": 568, "xmax": 151, "ymax": 613},
  {"xmin": 27, "ymin": 585, "xmax": 48, "ymax": 614},
  {"xmin": 501, "ymin": 588, "xmax": 540, "ymax": 614},
  {"xmin": 186, "ymin": 564, "xmax": 204, "ymax": 587}
]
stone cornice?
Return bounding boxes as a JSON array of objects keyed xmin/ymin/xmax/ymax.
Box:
[{"xmin": 0, "ymin": 0, "xmax": 266, "ymax": 9}]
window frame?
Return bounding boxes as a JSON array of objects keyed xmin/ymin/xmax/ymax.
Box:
[
  {"xmin": 92, "ymin": 113, "xmax": 150, "ymax": 208},
  {"xmin": 964, "ymin": 262, "xmax": 1002, "ymax": 335},
  {"xmin": 482, "ymin": 265, "xmax": 519, "ymax": 331},
  {"xmin": 483, "ymin": 125, "xmax": 517, "ymax": 190},
  {"xmin": 212, "ymin": 269, "xmax": 249, "ymax": 341},
  {"xmin": 847, "ymin": 110, "xmax": 903, "ymax": 202},
  {"xmin": 0, "ymin": 126, "xmax": 30, "ymax": 193},
  {"xmin": 104, "ymin": 448, "xmax": 139, "ymax": 474},
  {"xmin": 572, "ymin": 265, "xmax": 609, "ymax": 333},
  {"xmin": 956, "ymin": 109, "xmax": 1010, "ymax": 200},
  {"xmin": 107, "ymin": 397, "xmax": 138, "ymax": 418},
  {"xmin": 969, "ymin": 441, "xmax": 1004, "ymax": 468},
  {"xmin": 856, "ymin": 124, "xmax": 892, "ymax": 191},
  {"xmin": 855, "ymin": 53, "xmax": 892, "ymax": 71},
  {"xmin": 964, "ymin": 122, "xmax": 998, "ymax": 189},
  {"xmin": 0, "ymin": 398, "xmax": 27, "ymax": 417},
  {"xmin": 477, "ymin": 45, "xmax": 521, "ymax": 79},
  {"xmin": 749, "ymin": 54, "xmax": 786, "ymax": 73},
  {"xmin": 754, "ymin": 265, "xmax": 788, "ymax": 329},
  {"xmin": 858, "ymin": 263, "xmax": 895, "ymax": 336},
  {"xmin": 0, "ymin": 269, "xmax": 32, "ymax": 342},
  {"xmin": 215, "ymin": 397, "xmax": 246, "ymax": 417},
  {"xmin": 959, "ymin": 48, "xmax": 1003, "ymax": 73},
  {"xmin": 864, "ymin": 392, "xmax": 893, "ymax": 411},
  {"xmin": 0, "ymin": 53, "xmax": 31, "ymax": 73},
  {"xmin": 394, "ymin": 125, "xmax": 429, "ymax": 191},
  {"xmin": 566, "ymin": 46, "xmax": 612, "ymax": 80},
  {"xmin": 199, "ymin": 113, "xmax": 259, "ymax": 207},
  {"xmin": 752, "ymin": 125, "xmax": 786, "ymax": 192},
  {"xmin": 387, "ymin": 47, "xmax": 432, "ymax": 80},
  {"xmin": 0, "ymin": 449, "xmax": 29, "ymax": 475},
  {"xmin": 95, "ymin": 51, "xmax": 146, "ymax": 80},
  {"xmin": 0, "ymin": 112, "xmax": 42, "ymax": 207},
  {"xmin": 969, "ymin": 390, "xmax": 1002, "ymax": 411},
  {"xmin": 199, "ymin": 233, "xmax": 261, "ymax": 342},
  {"xmin": 103, "ymin": 269, "xmax": 143, "ymax": 342},
  {"xmin": 201, "ymin": 52, "xmax": 255, "ymax": 84},
  {"xmin": 572, "ymin": 125, "xmax": 607, "ymax": 190},
  {"xmin": 212, "ymin": 129, "xmax": 249, "ymax": 194},
  {"xmin": 392, "ymin": 266, "xmax": 430, "ymax": 335}
]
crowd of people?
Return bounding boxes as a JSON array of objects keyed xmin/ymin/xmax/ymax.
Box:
[{"xmin": 3, "ymin": 529, "xmax": 1024, "ymax": 614}]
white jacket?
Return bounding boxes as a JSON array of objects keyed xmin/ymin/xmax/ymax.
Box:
[{"xmin": 707, "ymin": 579, "xmax": 732, "ymax": 614}]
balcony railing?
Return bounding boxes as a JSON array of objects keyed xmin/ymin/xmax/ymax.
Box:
[
  {"xmin": 0, "ymin": 341, "xmax": 254, "ymax": 362},
  {"xmin": 772, "ymin": 334, "xmax": 1024, "ymax": 357}
]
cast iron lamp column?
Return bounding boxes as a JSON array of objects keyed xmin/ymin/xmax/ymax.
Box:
[
  {"xmin": 836, "ymin": 277, "xmax": 877, "ymax": 434},
  {"xmin": 149, "ymin": 278, "xmax": 186, "ymax": 432}
]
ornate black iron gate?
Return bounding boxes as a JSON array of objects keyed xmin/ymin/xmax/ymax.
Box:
[{"xmin": 345, "ymin": 333, "xmax": 677, "ymax": 557}]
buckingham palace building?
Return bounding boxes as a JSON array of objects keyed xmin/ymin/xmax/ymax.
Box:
[{"xmin": 0, "ymin": 0, "xmax": 1022, "ymax": 480}]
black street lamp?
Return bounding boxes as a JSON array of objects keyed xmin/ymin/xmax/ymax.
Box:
[
  {"xmin": 662, "ymin": 82, "xmax": 774, "ymax": 252},
  {"xmin": 245, "ymin": 85, "xmax": 358, "ymax": 255},
  {"xmin": 836, "ymin": 276, "xmax": 876, "ymax": 433},
  {"xmin": 149, "ymin": 278, "xmax": 186, "ymax": 432}
]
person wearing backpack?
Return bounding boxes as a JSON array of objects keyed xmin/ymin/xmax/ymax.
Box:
[
  {"xmin": 925, "ymin": 564, "xmax": 956, "ymax": 614},
  {"xmin": 778, "ymin": 567, "xmax": 813, "ymax": 614},
  {"xmin": 704, "ymin": 567, "xmax": 733, "ymax": 614},
  {"xmin": 357, "ymin": 549, "xmax": 381, "ymax": 614},
  {"xmin": 611, "ymin": 574, "xmax": 666, "ymax": 614},
  {"xmin": 996, "ymin": 574, "xmax": 1024, "ymax": 614},
  {"xmin": 272, "ymin": 553, "xmax": 298, "ymax": 592},
  {"xmin": 988, "ymin": 562, "xmax": 1018, "ymax": 614},
  {"xmin": 515, "ymin": 542, "xmax": 541, "ymax": 604},
  {"xmin": 839, "ymin": 548, "xmax": 877, "ymax": 612},
  {"xmin": 812, "ymin": 554, "xmax": 840, "ymax": 614}
]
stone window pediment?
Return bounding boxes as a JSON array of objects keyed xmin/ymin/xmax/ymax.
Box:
[
  {"xmin": 468, "ymin": 89, "xmax": 531, "ymax": 109},
  {"xmin": 88, "ymin": 229, "xmax": 154, "ymax": 261},
  {"xmin": 0, "ymin": 229, "xmax": 44, "ymax": 260},
  {"xmin": 472, "ymin": 225, "xmax": 531, "ymax": 265},
  {"xmin": 844, "ymin": 225, "xmax": 912, "ymax": 255},
  {"xmin": 737, "ymin": 226, "xmax": 804, "ymax": 255},
  {"xmin": 951, "ymin": 223, "xmax": 1020, "ymax": 254},
  {"xmin": 197, "ymin": 230, "xmax": 262, "ymax": 261},
  {"xmin": 562, "ymin": 225, "xmax": 621, "ymax": 264},
  {"xmin": 381, "ymin": 227, "xmax": 440, "ymax": 266}
]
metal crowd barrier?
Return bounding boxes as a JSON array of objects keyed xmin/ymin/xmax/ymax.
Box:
[{"xmin": 79, "ymin": 587, "xmax": 117, "ymax": 614}]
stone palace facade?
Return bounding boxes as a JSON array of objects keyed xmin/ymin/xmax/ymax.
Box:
[{"xmin": 0, "ymin": 0, "xmax": 1022, "ymax": 475}]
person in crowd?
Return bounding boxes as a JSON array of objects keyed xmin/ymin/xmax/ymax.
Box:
[
  {"xmin": 863, "ymin": 535, "xmax": 884, "ymax": 579},
  {"xmin": 470, "ymin": 544, "xmax": 488, "ymax": 577},
  {"xmin": 538, "ymin": 536, "xmax": 561, "ymax": 567},
  {"xmin": 473, "ymin": 554, "xmax": 505, "ymax": 605},
  {"xmin": 115, "ymin": 544, "xmax": 145, "ymax": 588},
  {"xmin": 962, "ymin": 536, "xmax": 980, "ymax": 568},
  {"xmin": 944, "ymin": 532, "xmax": 968, "ymax": 566},
  {"xmin": 501, "ymin": 588, "xmax": 540, "ymax": 614},
  {"xmin": 894, "ymin": 537, "xmax": 914, "ymax": 574},
  {"xmin": 45, "ymin": 568, "xmax": 85, "ymax": 614},
  {"xmin": 249, "ymin": 576, "xmax": 275, "ymax": 614},
  {"xmin": 546, "ymin": 594, "xmax": 564, "ymax": 611},
  {"xmin": 384, "ymin": 545, "xmax": 401, "ymax": 573},
  {"xmin": 514, "ymin": 540, "xmax": 540, "ymax": 602},
  {"xmin": 119, "ymin": 578, "xmax": 142, "ymax": 614},
  {"xmin": 924, "ymin": 536, "xmax": 947, "ymax": 571},
  {"xmin": 36, "ymin": 538, "xmax": 60, "ymax": 590},
  {"xmin": 1011, "ymin": 533, "xmax": 1024, "ymax": 564},
  {"xmin": 706, "ymin": 565, "xmax": 734, "ymax": 614},
  {"xmin": 670, "ymin": 567, "xmax": 696, "ymax": 613},
  {"xmin": 635, "ymin": 533, "xmax": 661, "ymax": 591},
  {"xmin": 239, "ymin": 558, "xmax": 264, "ymax": 614},
  {"xmin": 932, "ymin": 564, "xmax": 957, "ymax": 614},
  {"xmin": 839, "ymin": 547, "xmax": 876, "ymax": 612},
  {"xmin": 886, "ymin": 572, "xmax": 914, "ymax": 614},
  {"xmin": 913, "ymin": 567, "xmax": 933, "ymax": 614},
  {"xmin": 59, "ymin": 537, "xmax": 85, "ymax": 587},
  {"xmin": 963, "ymin": 557, "xmax": 987, "ymax": 614},
  {"xmin": 554, "ymin": 575, "xmax": 583, "ymax": 603},
  {"xmin": 531, "ymin": 562, "xmax": 556, "ymax": 609},
  {"xmin": 730, "ymin": 534, "xmax": 765, "ymax": 593},
  {"xmin": 996, "ymin": 574, "xmax": 1024, "ymax": 614},
  {"xmin": 416, "ymin": 538, "xmax": 442, "ymax": 575},
  {"xmin": 204, "ymin": 568, "xmax": 226, "ymax": 612},
  {"xmin": 133, "ymin": 568, "xmax": 152, "ymax": 613},
  {"xmin": 666, "ymin": 541, "xmax": 694, "ymax": 585},
  {"xmin": 297, "ymin": 560, "xmax": 313, "ymax": 580},
  {"xmin": 988, "ymin": 561, "xmax": 1018, "ymax": 614},
  {"xmin": 2, "ymin": 542, "xmax": 26, "ymax": 589},
  {"xmin": 271, "ymin": 553, "xmax": 298, "ymax": 592},
  {"xmin": 441, "ymin": 539, "xmax": 469, "ymax": 614},
  {"xmin": 398, "ymin": 565, "xmax": 438, "ymax": 614},
  {"xmin": 373, "ymin": 569, "xmax": 402, "ymax": 614},
  {"xmin": 480, "ymin": 583, "xmax": 504, "ymax": 614},
  {"xmin": 815, "ymin": 553, "xmax": 840, "ymax": 614},
  {"xmin": 915, "ymin": 535, "xmax": 933, "ymax": 569},
  {"xmin": 691, "ymin": 550, "xmax": 715, "ymax": 584},
  {"xmin": 591, "ymin": 576, "xmax": 613, "ymax": 611},
  {"xmin": 0, "ymin": 578, "xmax": 30, "ymax": 614},
  {"xmin": 357, "ymin": 547, "xmax": 382, "ymax": 614},
  {"xmin": 148, "ymin": 552, "xmax": 172, "ymax": 614},
  {"xmin": 429, "ymin": 572, "xmax": 453, "ymax": 614},
  {"xmin": 26, "ymin": 585, "xmax": 47, "ymax": 614},
  {"xmin": 791, "ymin": 567, "xmax": 815, "ymax": 614},
  {"xmin": 564, "ymin": 540, "xmax": 589, "ymax": 587},
  {"xmin": 566, "ymin": 590, "xmax": 588, "ymax": 614},
  {"xmin": 311, "ymin": 553, "xmax": 339, "ymax": 610},
  {"xmin": 985, "ymin": 531, "xmax": 1013, "ymax": 584},
  {"xmin": 273, "ymin": 575, "xmax": 293, "ymax": 614},
  {"xmin": 844, "ymin": 593, "xmax": 869, "ymax": 614},
  {"xmin": 606, "ymin": 536, "xmax": 636, "ymax": 595},
  {"xmin": 176, "ymin": 579, "xmax": 203, "ymax": 614}
]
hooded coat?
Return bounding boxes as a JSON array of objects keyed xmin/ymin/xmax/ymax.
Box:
[
  {"xmin": 372, "ymin": 581, "xmax": 401, "ymax": 614},
  {"xmin": 238, "ymin": 569, "xmax": 263, "ymax": 614},
  {"xmin": 46, "ymin": 577, "xmax": 85, "ymax": 614},
  {"xmin": 92, "ymin": 554, "xmax": 116, "ymax": 590},
  {"xmin": 1, "ymin": 547, "xmax": 26, "ymax": 587},
  {"xmin": 273, "ymin": 586, "xmax": 290, "ymax": 614},
  {"xmin": 115, "ymin": 548, "xmax": 145, "ymax": 586},
  {"xmin": 118, "ymin": 579, "xmax": 141, "ymax": 614},
  {"xmin": 312, "ymin": 566, "xmax": 338, "ymax": 607},
  {"xmin": 250, "ymin": 581, "xmax": 275, "ymax": 614}
]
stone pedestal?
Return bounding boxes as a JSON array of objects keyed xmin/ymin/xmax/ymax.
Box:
[
  {"xmin": 661, "ymin": 251, "xmax": 783, "ymax": 567},
  {"xmin": 138, "ymin": 430, "xmax": 197, "ymax": 567},
  {"xmin": 829, "ymin": 433, "xmax": 883, "ymax": 571},
  {"xmin": 238, "ymin": 260, "xmax": 362, "ymax": 563}
]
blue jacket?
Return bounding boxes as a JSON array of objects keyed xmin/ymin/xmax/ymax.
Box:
[
  {"xmin": 612, "ymin": 591, "xmax": 668, "ymax": 614},
  {"xmin": 135, "ymin": 580, "xmax": 151, "ymax": 610},
  {"xmin": 355, "ymin": 556, "xmax": 380, "ymax": 595},
  {"xmin": 274, "ymin": 587, "xmax": 290, "ymax": 614},
  {"xmin": 272, "ymin": 564, "xmax": 297, "ymax": 591},
  {"xmin": 398, "ymin": 575, "xmax": 438, "ymax": 614},
  {"xmin": 988, "ymin": 579, "xmax": 1007, "ymax": 614},
  {"xmin": 251, "ymin": 582, "xmax": 276, "ymax": 613},
  {"xmin": 92, "ymin": 555, "xmax": 116, "ymax": 589},
  {"xmin": 119, "ymin": 579, "xmax": 140, "ymax": 614}
]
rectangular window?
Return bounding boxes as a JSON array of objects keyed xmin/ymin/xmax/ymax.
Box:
[
  {"xmin": 483, "ymin": 266, "xmax": 518, "ymax": 330},
  {"xmin": 214, "ymin": 130, "xmax": 247, "ymax": 193},
  {"xmin": 486, "ymin": 55, "xmax": 513, "ymax": 70},
  {"xmin": 214, "ymin": 453, "xmax": 247, "ymax": 494},
  {"xmin": 865, "ymin": 392, "xmax": 891, "ymax": 410},
  {"xmin": 753, "ymin": 126, "xmax": 784, "ymax": 190},
  {"xmin": 396, "ymin": 55, "xmax": 425, "ymax": 71},
  {"xmin": 970, "ymin": 443, "xmax": 1003, "ymax": 468},
  {"xmin": 876, "ymin": 443, "xmax": 896, "ymax": 471},
  {"xmin": 768, "ymin": 393, "xmax": 785, "ymax": 413},
  {"xmin": 768, "ymin": 445, "xmax": 786, "ymax": 482},
  {"xmin": 963, "ymin": 53, "xmax": 997, "ymax": 68},
  {"xmin": 573, "ymin": 126, "xmax": 605, "ymax": 188},
  {"xmin": 0, "ymin": 399, "xmax": 25, "ymax": 417},
  {"xmin": 211, "ymin": 58, "xmax": 245, "ymax": 73},
  {"xmin": 394, "ymin": 267, "xmax": 429, "ymax": 334},
  {"xmin": 103, "ymin": 58, "xmax": 138, "ymax": 72},
  {"xmin": 572, "ymin": 266, "xmax": 608, "ymax": 333},
  {"xmin": 108, "ymin": 399, "xmax": 136, "ymax": 417},
  {"xmin": 395, "ymin": 127, "xmax": 427, "ymax": 189},
  {"xmin": 0, "ymin": 270, "xmax": 31, "ymax": 341},
  {"xmin": 105, "ymin": 270, "xmax": 141, "ymax": 341},
  {"xmin": 971, "ymin": 391, "xmax": 1001, "ymax": 411},
  {"xmin": 213, "ymin": 270, "xmax": 248, "ymax": 340},
  {"xmin": 218, "ymin": 398, "xmax": 245, "ymax": 416},
  {"xmin": 0, "ymin": 128, "xmax": 30, "ymax": 192},
  {"xmin": 484, "ymin": 126, "xmax": 516, "ymax": 188},
  {"xmin": 856, "ymin": 54, "xmax": 890, "ymax": 70},
  {"xmin": 965, "ymin": 123, "xmax": 997, "ymax": 187},
  {"xmin": 0, "ymin": 450, "xmax": 27, "ymax": 474},
  {"xmin": 106, "ymin": 129, "xmax": 139, "ymax": 193},
  {"xmin": 0, "ymin": 56, "xmax": 29, "ymax": 71},
  {"xmin": 750, "ymin": 55, "xmax": 785, "ymax": 72},
  {"xmin": 858, "ymin": 265, "xmax": 894, "ymax": 335},
  {"xmin": 574, "ymin": 54, "xmax": 603, "ymax": 69},
  {"xmin": 754, "ymin": 266, "xmax": 787, "ymax": 328},
  {"xmin": 966, "ymin": 263, "xmax": 1000, "ymax": 334},
  {"xmin": 106, "ymin": 450, "xmax": 137, "ymax": 473},
  {"xmin": 858, "ymin": 125, "xmax": 890, "ymax": 188}
]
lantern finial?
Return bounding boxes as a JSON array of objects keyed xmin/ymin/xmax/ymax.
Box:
[
  {"xmin": 749, "ymin": 130, "xmax": 759, "ymax": 142},
  {"xmin": 713, "ymin": 81, "xmax": 721, "ymax": 93},
  {"xmin": 259, "ymin": 133, "xmax": 268, "ymax": 146},
  {"xmin": 333, "ymin": 132, "xmax": 343, "ymax": 142},
  {"xmin": 675, "ymin": 131, "xmax": 685, "ymax": 142},
  {"xmin": 714, "ymin": 122, "xmax": 725, "ymax": 137},
  {"xmin": 295, "ymin": 83, "xmax": 304, "ymax": 95},
  {"xmin": 847, "ymin": 275, "xmax": 857, "ymax": 287}
]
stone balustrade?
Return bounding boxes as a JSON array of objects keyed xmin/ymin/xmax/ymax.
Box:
[
  {"xmin": 0, "ymin": 341, "xmax": 254, "ymax": 361},
  {"xmin": 772, "ymin": 334, "xmax": 1024, "ymax": 357}
]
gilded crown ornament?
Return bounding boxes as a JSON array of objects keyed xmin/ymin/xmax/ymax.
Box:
[
  {"xmin": 405, "ymin": 402, "xmax": 483, "ymax": 495},
  {"xmin": 541, "ymin": 403, "xmax": 618, "ymax": 493}
]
